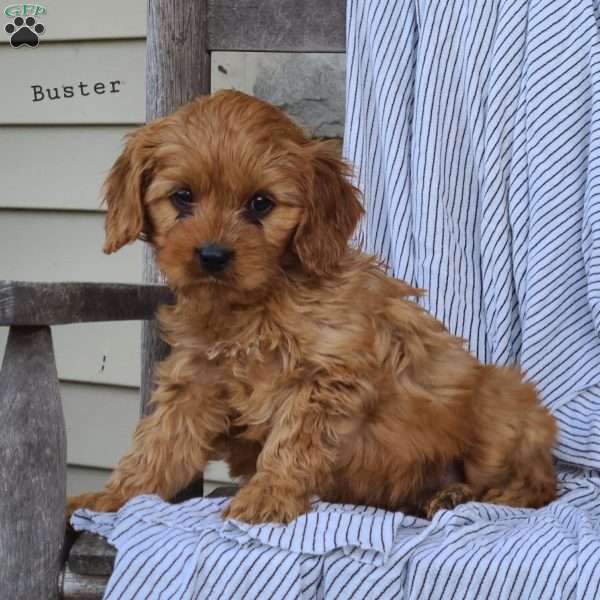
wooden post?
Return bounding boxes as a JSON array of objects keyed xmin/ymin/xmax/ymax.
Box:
[
  {"xmin": 0, "ymin": 326, "xmax": 66, "ymax": 599},
  {"xmin": 141, "ymin": 0, "xmax": 211, "ymax": 416},
  {"xmin": 141, "ymin": 0, "xmax": 211, "ymax": 500},
  {"xmin": 146, "ymin": 0, "xmax": 211, "ymax": 120}
]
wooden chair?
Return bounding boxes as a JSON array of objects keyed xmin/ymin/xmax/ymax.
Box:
[{"xmin": 0, "ymin": 1, "xmax": 345, "ymax": 598}]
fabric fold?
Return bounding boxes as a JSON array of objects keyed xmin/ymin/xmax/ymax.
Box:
[
  {"xmin": 220, "ymin": 502, "xmax": 405, "ymax": 566},
  {"xmin": 71, "ymin": 473, "xmax": 600, "ymax": 599}
]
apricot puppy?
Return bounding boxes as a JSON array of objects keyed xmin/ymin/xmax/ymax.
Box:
[{"xmin": 68, "ymin": 91, "xmax": 556, "ymax": 523}]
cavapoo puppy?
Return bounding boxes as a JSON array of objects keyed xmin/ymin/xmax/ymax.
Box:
[{"xmin": 68, "ymin": 90, "xmax": 556, "ymax": 523}]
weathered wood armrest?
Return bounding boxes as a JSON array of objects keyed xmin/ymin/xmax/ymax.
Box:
[
  {"xmin": 0, "ymin": 281, "xmax": 174, "ymax": 326},
  {"xmin": 0, "ymin": 281, "xmax": 174, "ymax": 598}
]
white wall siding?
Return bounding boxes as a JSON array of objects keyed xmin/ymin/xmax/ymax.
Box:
[
  {"xmin": 0, "ymin": 6, "xmax": 148, "ymax": 488},
  {"xmin": 0, "ymin": 210, "xmax": 142, "ymax": 282},
  {"xmin": 0, "ymin": 0, "xmax": 146, "ymax": 43},
  {"xmin": 63, "ymin": 381, "xmax": 140, "ymax": 468},
  {"xmin": 0, "ymin": 211, "xmax": 143, "ymax": 384},
  {"xmin": 0, "ymin": 40, "xmax": 145, "ymax": 124},
  {"xmin": 0, "ymin": 125, "xmax": 137, "ymax": 211}
]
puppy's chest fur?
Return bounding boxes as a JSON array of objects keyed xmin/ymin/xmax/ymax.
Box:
[
  {"xmin": 159, "ymin": 285, "xmax": 388, "ymax": 448},
  {"xmin": 159, "ymin": 300, "xmax": 309, "ymax": 443},
  {"xmin": 158, "ymin": 257, "xmax": 476, "ymax": 454},
  {"xmin": 204, "ymin": 335, "xmax": 289, "ymax": 442}
]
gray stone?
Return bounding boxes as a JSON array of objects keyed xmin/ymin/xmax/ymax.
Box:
[
  {"xmin": 211, "ymin": 52, "xmax": 345, "ymax": 138},
  {"xmin": 253, "ymin": 54, "xmax": 345, "ymax": 138}
]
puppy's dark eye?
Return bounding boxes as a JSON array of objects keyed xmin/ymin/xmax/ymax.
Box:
[
  {"xmin": 245, "ymin": 193, "xmax": 274, "ymax": 222},
  {"xmin": 170, "ymin": 188, "xmax": 194, "ymax": 217}
]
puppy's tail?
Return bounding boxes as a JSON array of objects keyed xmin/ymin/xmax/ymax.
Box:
[{"xmin": 464, "ymin": 365, "xmax": 557, "ymax": 508}]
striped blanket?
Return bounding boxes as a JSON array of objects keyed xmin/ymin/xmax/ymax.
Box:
[
  {"xmin": 73, "ymin": 0, "xmax": 600, "ymax": 597},
  {"xmin": 72, "ymin": 469, "xmax": 600, "ymax": 599}
]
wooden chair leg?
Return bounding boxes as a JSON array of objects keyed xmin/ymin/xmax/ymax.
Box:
[{"xmin": 0, "ymin": 326, "xmax": 66, "ymax": 599}]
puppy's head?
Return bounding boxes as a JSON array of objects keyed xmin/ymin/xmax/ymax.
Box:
[{"xmin": 103, "ymin": 90, "xmax": 363, "ymax": 300}]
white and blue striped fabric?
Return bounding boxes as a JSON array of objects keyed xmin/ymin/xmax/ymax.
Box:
[
  {"xmin": 72, "ymin": 0, "xmax": 600, "ymax": 597},
  {"xmin": 342, "ymin": 0, "xmax": 600, "ymax": 593},
  {"xmin": 344, "ymin": 0, "xmax": 600, "ymax": 455},
  {"xmin": 72, "ymin": 469, "xmax": 600, "ymax": 599}
]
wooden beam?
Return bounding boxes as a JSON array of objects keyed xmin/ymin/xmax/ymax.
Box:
[
  {"xmin": 143, "ymin": 0, "xmax": 211, "ymax": 418},
  {"xmin": 146, "ymin": 0, "xmax": 211, "ymax": 118},
  {"xmin": 0, "ymin": 326, "xmax": 66, "ymax": 599},
  {"xmin": 68, "ymin": 533, "xmax": 116, "ymax": 577},
  {"xmin": 60, "ymin": 565, "xmax": 108, "ymax": 600},
  {"xmin": 0, "ymin": 281, "xmax": 173, "ymax": 326},
  {"xmin": 208, "ymin": 0, "xmax": 346, "ymax": 52}
]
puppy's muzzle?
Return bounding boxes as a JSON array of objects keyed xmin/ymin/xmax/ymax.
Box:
[{"xmin": 194, "ymin": 243, "xmax": 233, "ymax": 273}]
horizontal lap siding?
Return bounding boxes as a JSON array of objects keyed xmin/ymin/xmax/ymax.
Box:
[
  {"xmin": 0, "ymin": 126, "xmax": 136, "ymax": 210},
  {"xmin": 0, "ymin": 0, "xmax": 146, "ymax": 42},
  {"xmin": 0, "ymin": 3, "xmax": 164, "ymax": 492},
  {"xmin": 0, "ymin": 40, "xmax": 145, "ymax": 124},
  {"xmin": 0, "ymin": 211, "xmax": 143, "ymax": 283},
  {"xmin": 0, "ymin": 322, "xmax": 142, "ymax": 387},
  {"xmin": 63, "ymin": 382, "xmax": 140, "ymax": 468}
]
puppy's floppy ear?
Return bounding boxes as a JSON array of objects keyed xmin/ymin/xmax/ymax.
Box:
[
  {"xmin": 293, "ymin": 140, "xmax": 364, "ymax": 275},
  {"xmin": 102, "ymin": 128, "xmax": 154, "ymax": 254}
]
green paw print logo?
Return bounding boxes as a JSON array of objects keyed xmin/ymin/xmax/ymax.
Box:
[{"xmin": 4, "ymin": 4, "xmax": 47, "ymax": 48}]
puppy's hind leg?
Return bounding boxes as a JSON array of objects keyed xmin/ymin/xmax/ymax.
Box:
[
  {"xmin": 423, "ymin": 483, "xmax": 476, "ymax": 519},
  {"xmin": 465, "ymin": 366, "xmax": 557, "ymax": 509}
]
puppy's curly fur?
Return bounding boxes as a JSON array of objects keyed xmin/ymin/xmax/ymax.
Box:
[{"xmin": 68, "ymin": 91, "xmax": 557, "ymax": 523}]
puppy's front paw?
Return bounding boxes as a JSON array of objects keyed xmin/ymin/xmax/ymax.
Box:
[
  {"xmin": 223, "ymin": 477, "xmax": 309, "ymax": 524},
  {"xmin": 67, "ymin": 491, "xmax": 125, "ymax": 517}
]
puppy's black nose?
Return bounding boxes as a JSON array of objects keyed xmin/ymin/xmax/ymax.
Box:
[{"xmin": 194, "ymin": 243, "xmax": 233, "ymax": 272}]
